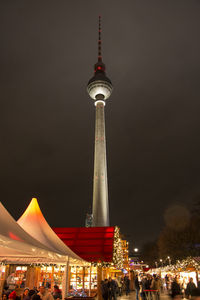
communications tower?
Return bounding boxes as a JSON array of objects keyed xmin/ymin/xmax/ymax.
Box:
[{"xmin": 87, "ymin": 17, "xmax": 113, "ymax": 226}]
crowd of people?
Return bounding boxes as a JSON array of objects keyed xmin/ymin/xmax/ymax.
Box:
[
  {"xmin": 101, "ymin": 276, "xmax": 130, "ymax": 300},
  {"xmin": 134, "ymin": 274, "xmax": 161, "ymax": 300},
  {"xmin": 1, "ymin": 285, "xmax": 62, "ymax": 300},
  {"xmin": 2, "ymin": 275, "xmax": 130, "ymax": 300},
  {"xmin": 2, "ymin": 272, "xmax": 200, "ymax": 300},
  {"xmin": 134, "ymin": 273, "xmax": 200, "ymax": 300},
  {"xmin": 166, "ymin": 275, "xmax": 200, "ymax": 299}
]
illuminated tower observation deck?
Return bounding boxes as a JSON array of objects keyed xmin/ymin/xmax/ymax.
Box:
[{"xmin": 87, "ymin": 17, "xmax": 113, "ymax": 226}]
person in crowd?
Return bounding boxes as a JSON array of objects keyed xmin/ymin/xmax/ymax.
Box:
[
  {"xmin": 121, "ymin": 277, "xmax": 126, "ymax": 294},
  {"xmin": 171, "ymin": 277, "xmax": 181, "ymax": 299},
  {"xmin": 8, "ymin": 288, "xmax": 17, "ymax": 300},
  {"xmin": 150, "ymin": 275, "xmax": 157, "ymax": 300},
  {"xmin": 52, "ymin": 285, "xmax": 62, "ymax": 300},
  {"xmin": 38, "ymin": 286, "xmax": 54, "ymax": 300},
  {"xmin": 140, "ymin": 275, "xmax": 148, "ymax": 300},
  {"xmin": 1, "ymin": 294, "xmax": 8, "ymax": 300},
  {"xmin": 23, "ymin": 290, "xmax": 35, "ymax": 300},
  {"xmin": 124, "ymin": 275, "xmax": 130, "ymax": 296},
  {"xmin": 151, "ymin": 275, "xmax": 161, "ymax": 300},
  {"xmin": 3, "ymin": 286, "xmax": 10, "ymax": 299},
  {"xmin": 185, "ymin": 278, "xmax": 197, "ymax": 298},
  {"xmin": 6, "ymin": 273, "xmax": 16, "ymax": 292},
  {"xmin": 45, "ymin": 280, "xmax": 51, "ymax": 289},
  {"xmin": 135, "ymin": 275, "xmax": 140, "ymax": 300},
  {"xmin": 160, "ymin": 277, "xmax": 164, "ymax": 293},
  {"xmin": 115, "ymin": 277, "xmax": 122, "ymax": 296},
  {"xmin": 8, "ymin": 285, "xmax": 21, "ymax": 300},
  {"xmin": 150, "ymin": 275, "xmax": 156, "ymax": 289},
  {"xmin": 101, "ymin": 279, "xmax": 109, "ymax": 300},
  {"xmin": 22, "ymin": 288, "xmax": 29, "ymax": 300},
  {"xmin": 157, "ymin": 276, "xmax": 162, "ymax": 299},
  {"xmin": 165, "ymin": 275, "xmax": 170, "ymax": 291},
  {"xmin": 108, "ymin": 277, "xmax": 118, "ymax": 300},
  {"xmin": 146, "ymin": 275, "xmax": 152, "ymax": 290}
]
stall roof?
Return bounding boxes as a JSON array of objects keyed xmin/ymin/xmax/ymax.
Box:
[
  {"xmin": 17, "ymin": 198, "xmax": 85, "ymax": 265},
  {"xmin": 53, "ymin": 227, "xmax": 115, "ymax": 262},
  {"xmin": 0, "ymin": 202, "xmax": 67, "ymax": 264}
]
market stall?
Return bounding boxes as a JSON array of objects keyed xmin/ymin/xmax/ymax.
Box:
[
  {"xmin": 0, "ymin": 200, "xmax": 86, "ymax": 298},
  {"xmin": 16, "ymin": 198, "xmax": 88, "ymax": 298},
  {"xmin": 54, "ymin": 226, "xmax": 128, "ymax": 298},
  {"xmin": 148, "ymin": 257, "xmax": 200, "ymax": 291}
]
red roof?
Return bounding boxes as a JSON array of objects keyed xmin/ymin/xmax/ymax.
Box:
[{"xmin": 53, "ymin": 227, "xmax": 115, "ymax": 262}]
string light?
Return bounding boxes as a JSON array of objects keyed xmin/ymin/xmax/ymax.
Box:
[
  {"xmin": 155, "ymin": 257, "xmax": 200, "ymax": 272},
  {"xmin": 112, "ymin": 226, "xmax": 123, "ymax": 269}
]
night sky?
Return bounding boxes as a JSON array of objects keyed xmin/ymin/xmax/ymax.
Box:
[{"xmin": 0, "ymin": 1, "xmax": 200, "ymax": 249}]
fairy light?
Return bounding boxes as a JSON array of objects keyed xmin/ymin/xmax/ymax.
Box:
[
  {"xmin": 112, "ymin": 226, "xmax": 123, "ymax": 269},
  {"xmin": 155, "ymin": 257, "xmax": 200, "ymax": 272}
]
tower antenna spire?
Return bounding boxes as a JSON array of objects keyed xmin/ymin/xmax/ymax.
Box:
[{"xmin": 98, "ymin": 15, "xmax": 102, "ymax": 62}]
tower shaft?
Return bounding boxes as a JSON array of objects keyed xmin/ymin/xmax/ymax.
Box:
[
  {"xmin": 87, "ymin": 17, "xmax": 112, "ymax": 226},
  {"xmin": 92, "ymin": 101, "xmax": 109, "ymax": 226}
]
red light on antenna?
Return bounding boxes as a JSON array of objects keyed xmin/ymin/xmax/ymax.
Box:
[{"xmin": 97, "ymin": 66, "xmax": 102, "ymax": 70}]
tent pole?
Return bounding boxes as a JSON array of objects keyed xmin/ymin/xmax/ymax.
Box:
[
  {"xmin": 97, "ymin": 266, "xmax": 103, "ymax": 300},
  {"xmin": 89, "ymin": 265, "xmax": 91, "ymax": 296},
  {"xmin": 62, "ymin": 259, "xmax": 70, "ymax": 300},
  {"xmin": 51, "ymin": 266, "xmax": 54, "ymax": 292}
]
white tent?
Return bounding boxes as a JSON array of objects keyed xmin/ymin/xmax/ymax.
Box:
[
  {"xmin": 0, "ymin": 200, "xmax": 87, "ymax": 299},
  {"xmin": 17, "ymin": 198, "xmax": 86, "ymax": 266},
  {"xmin": 0, "ymin": 201, "xmax": 67, "ymax": 264}
]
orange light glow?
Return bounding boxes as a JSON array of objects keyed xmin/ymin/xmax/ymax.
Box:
[
  {"xmin": 22, "ymin": 198, "xmax": 41, "ymax": 216},
  {"xmin": 9, "ymin": 232, "xmax": 22, "ymax": 241},
  {"xmin": 17, "ymin": 198, "xmax": 56, "ymax": 248},
  {"xmin": 18, "ymin": 198, "xmax": 47, "ymax": 228}
]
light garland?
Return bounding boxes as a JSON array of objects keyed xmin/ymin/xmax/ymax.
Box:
[
  {"xmin": 158, "ymin": 257, "xmax": 200, "ymax": 272},
  {"xmin": 29, "ymin": 263, "xmax": 65, "ymax": 268},
  {"xmin": 91, "ymin": 262, "xmax": 113, "ymax": 267},
  {"xmin": 174, "ymin": 257, "xmax": 200, "ymax": 271},
  {"xmin": 112, "ymin": 226, "xmax": 123, "ymax": 269},
  {"xmin": 2, "ymin": 263, "xmax": 66, "ymax": 268}
]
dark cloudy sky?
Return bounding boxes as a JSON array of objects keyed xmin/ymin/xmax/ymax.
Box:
[{"xmin": 0, "ymin": 1, "xmax": 200, "ymax": 249}]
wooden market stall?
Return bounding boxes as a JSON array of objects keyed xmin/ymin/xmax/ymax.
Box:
[{"xmin": 53, "ymin": 226, "xmax": 128, "ymax": 298}]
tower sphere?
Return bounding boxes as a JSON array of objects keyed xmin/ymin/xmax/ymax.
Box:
[{"xmin": 87, "ymin": 71, "xmax": 113, "ymax": 101}]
